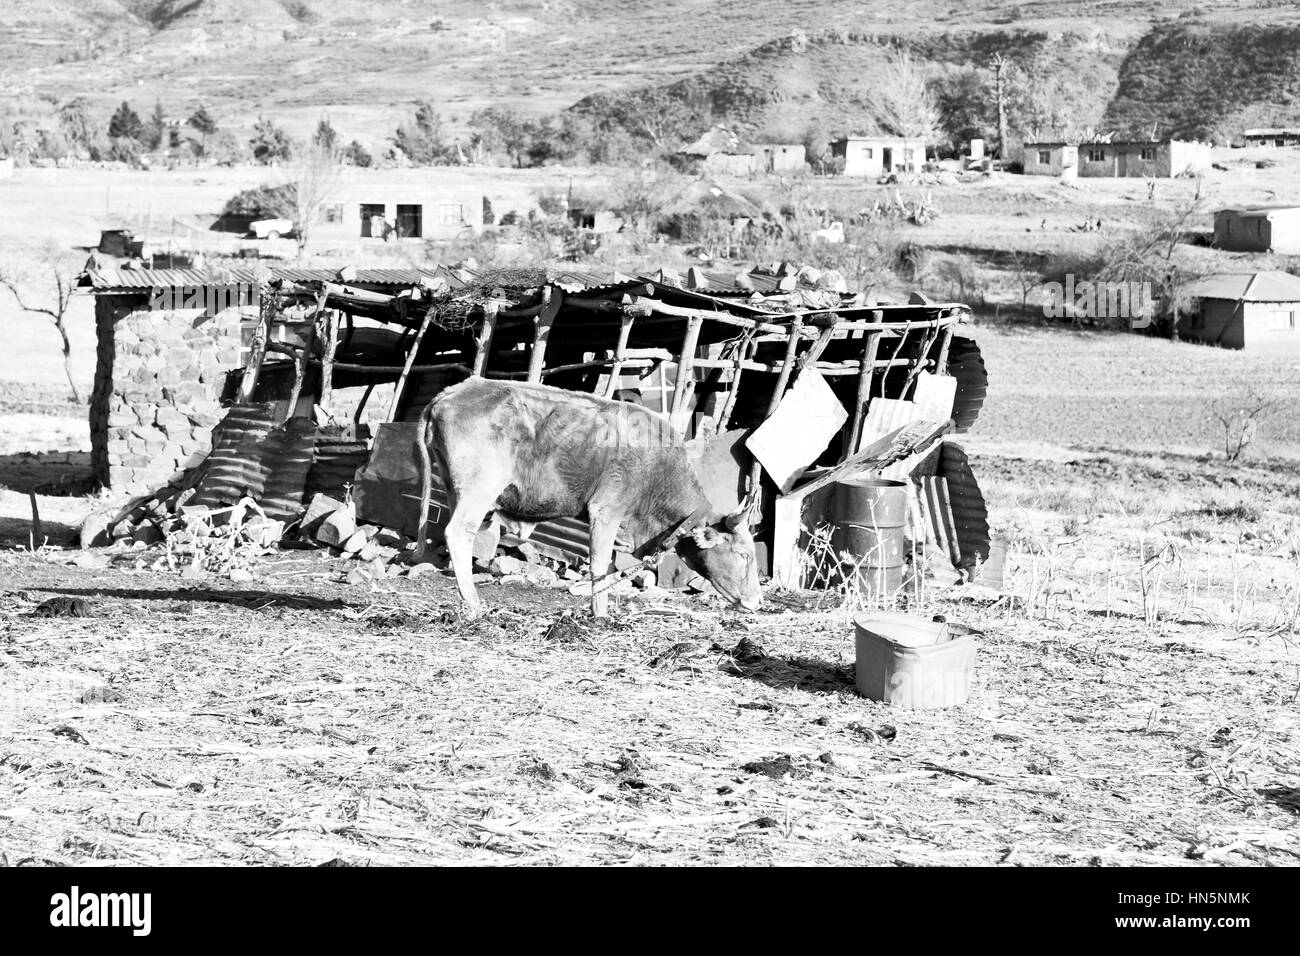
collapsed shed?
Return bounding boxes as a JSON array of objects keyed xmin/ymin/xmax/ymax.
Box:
[{"xmin": 79, "ymin": 262, "xmax": 991, "ymax": 588}]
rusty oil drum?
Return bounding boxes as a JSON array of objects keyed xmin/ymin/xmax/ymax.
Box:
[{"xmin": 830, "ymin": 477, "xmax": 909, "ymax": 593}]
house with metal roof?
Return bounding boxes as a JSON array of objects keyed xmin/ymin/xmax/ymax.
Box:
[
  {"xmin": 1214, "ymin": 206, "xmax": 1300, "ymax": 255},
  {"xmin": 1075, "ymin": 139, "xmax": 1210, "ymax": 178},
  {"xmin": 1180, "ymin": 271, "xmax": 1300, "ymax": 350},
  {"xmin": 1243, "ymin": 128, "xmax": 1300, "ymax": 148}
]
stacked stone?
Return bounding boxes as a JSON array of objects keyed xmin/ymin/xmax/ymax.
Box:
[{"xmin": 103, "ymin": 304, "xmax": 247, "ymax": 495}]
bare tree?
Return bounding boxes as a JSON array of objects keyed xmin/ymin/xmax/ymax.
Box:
[
  {"xmin": 292, "ymin": 140, "xmax": 343, "ymax": 260},
  {"xmin": 0, "ymin": 257, "xmax": 81, "ymax": 403},
  {"xmin": 870, "ymin": 47, "xmax": 941, "ymax": 144},
  {"xmin": 1211, "ymin": 388, "xmax": 1279, "ymax": 462}
]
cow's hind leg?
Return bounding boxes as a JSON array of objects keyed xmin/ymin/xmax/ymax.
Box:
[{"xmin": 438, "ymin": 446, "xmax": 511, "ymax": 615}]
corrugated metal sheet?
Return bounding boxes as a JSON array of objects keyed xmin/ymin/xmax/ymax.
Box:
[
  {"xmin": 306, "ymin": 425, "xmax": 372, "ymax": 500},
  {"xmin": 189, "ymin": 404, "xmax": 315, "ymax": 520},
  {"xmin": 946, "ymin": 334, "xmax": 987, "ymax": 433},
  {"xmin": 920, "ymin": 476, "xmax": 962, "ymax": 569},
  {"xmin": 938, "ymin": 442, "xmax": 990, "ymax": 575},
  {"xmin": 80, "ymin": 266, "xmax": 445, "ymax": 293}
]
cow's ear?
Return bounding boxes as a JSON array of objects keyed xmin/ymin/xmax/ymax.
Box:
[
  {"xmin": 724, "ymin": 491, "xmax": 759, "ymax": 531},
  {"xmin": 692, "ymin": 526, "xmax": 720, "ymax": 549}
]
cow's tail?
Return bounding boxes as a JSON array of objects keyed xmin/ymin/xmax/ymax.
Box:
[{"xmin": 415, "ymin": 403, "xmax": 435, "ymax": 560}]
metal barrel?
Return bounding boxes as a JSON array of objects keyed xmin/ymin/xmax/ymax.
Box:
[{"xmin": 830, "ymin": 477, "xmax": 909, "ymax": 593}]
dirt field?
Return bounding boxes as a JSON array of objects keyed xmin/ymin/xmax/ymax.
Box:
[{"xmin": 1, "ymin": 323, "xmax": 1299, "ymax": 864}]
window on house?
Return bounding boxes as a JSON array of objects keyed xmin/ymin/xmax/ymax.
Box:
[
  {"xmin": 396, "ymin": 203, "xmax": 423, "ymax": 238},
  {"xmin": 322, "ymin": 203, "xmax": 343, "ymax": 223},
  {"xmin": 1267, "ymin": 310, "xmax": 1296, "ymax": 330},
  {"xmin": 903, "ymin": 148, "xmax": 915, "ymax": 161},
  {"xmin": 1140, "ymin": 147, "xmax": 1156, "ymax": 161},
  {"xmin": 436, "ymin": 203, "xmax": 463, "ymax": 226},
  {"xmin": 1038, "ymin": 150, "xmax": 1051, "ymax": 164},
  {"xmin": 863, "ymin": 148, "xmax": 873, "ymax": 159},
  {"xmin": 359, "ymin": 203, "xmax": 385, "ymax": 237},
  {"xmin": 1190, "ymin": 313, "xmax": 1206, "ymax": 330},
  {"xmin": 1087, "ymin": 148, "xmax": 1105, "ymax": 162}
]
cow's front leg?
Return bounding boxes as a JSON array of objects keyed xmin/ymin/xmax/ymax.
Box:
[{"xmin": 586, "ymin": 508, "xmax": 621, "ymax": 619}]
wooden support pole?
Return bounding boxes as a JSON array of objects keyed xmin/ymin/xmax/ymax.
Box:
[
  {"xmin": 843, "ymin": 328, "xmax": 882, "ymax": 459},
  {"xmin": 285, "ymin": 290, "xmax": 328, "ymax": 423},
  {"xmin": 715, "ymin": 333, "xmax": 755, "ymax": 433},
  {"xmin": 526, "ymin": 287, "xmax": 560, "ymax": 383},
  {"xmin": 601, "ymin": 313, "xmax": 636, "ymax": 398},
  {"xmin": 669, "ymin": 315, "xmax": 703, "ymax": 434},
  {"xmin": 237, "ymin": 286, "xmax": 274, "ymax": 404},
  {"xmin": 284, "ymin": 321, "xmax": 316, "ymax": 424},
  {"xmin": 796, "ymin": 317, "xmax": 842, "ymax": 373},
  {"xmin": 749, "ymin": 316, "xmax": 805, "ymax": 492},
  {"xmin": 935, "ymin": 324, "xmax": 955, "ymax": 370},
  {"xmin": 765, "ymin": 316, "xmax": 804, "ymax": 418},
  {"xmin": 318, "ymin": 308, "xmax": 339, "ymax": 413},
  {"xmin": 471, "ymin": 301, "xmax": 500, "ymax": 378},
  {"xmin": 386, "ymin": 307, "xmax": 435, "ymax": 422}
]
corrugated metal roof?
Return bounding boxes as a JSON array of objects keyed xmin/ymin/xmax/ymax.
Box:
[
  {"xmin": 946, "ymin": 334, "xmax": 987, "ymax": 434},
  {"xmin": 79, "ymin": 266, "xmax": 445, "ymax": 293},
  {"xmin": 1184, "ymin": 271, "xmax": 1300, "ymax": 302},
  {"xmin": 1215, "ymin": 205, "xmax": 1300, "ymax": 217}
]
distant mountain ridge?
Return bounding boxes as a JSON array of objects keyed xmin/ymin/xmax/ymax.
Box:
[{"xmin": 1, "ymin": 1, "xmax": 1298, "ymax": 143}]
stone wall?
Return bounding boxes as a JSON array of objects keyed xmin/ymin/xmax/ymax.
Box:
[{"xmin": 91, "ymin": 294, "xmax": 252, "ymax": 494}]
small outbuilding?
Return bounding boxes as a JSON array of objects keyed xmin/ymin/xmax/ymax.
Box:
[
  {"xmin": 1214, "ymin": 206, "xmax": 1300, "ymax": 255},
  {"xmin": 830, "ymin": 136, "xmax": 926, "ymax": 178},
  {"xmin": 751, "ymin": 144, "xmax": 806, "ymax": 174},
  {"xmin": 1180, "ymin": 271, "xmax": 1300, "ymax": 350}
]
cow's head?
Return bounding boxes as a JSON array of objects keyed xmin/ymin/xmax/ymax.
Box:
[{"xmin": 688, "ymin": 505, "xmax": 762, "ymax": 612}]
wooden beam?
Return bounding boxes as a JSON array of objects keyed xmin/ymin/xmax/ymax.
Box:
[
  {"xmin": 669, "ymin": 315, "xmax": 703, "ymax": 434},
  {"xmin": 842, "ymin": 326, "xmax": 882, "ymax": 459},
  {"xmin": 526, "ymin": 287, "xmax": 561, "ymax": 383},
  {"xmin": 602, "ymin": 313, "xmax": 636, "ymax": 398},
  {"xmin": 471, "ymin": 301, "xmax": 500, "ymax": 377},
  {"xmin": 318, "ymin": 308, "xmax": 339, "ymax": 413},
  {"xmin": 283, "ymin": 290, "xmax": 326, "ymax": 423},
  {"xmin": 386, "ymin": 306, "xmax": 435, "ymax": 422},
  {"xmin": 237, "ymin": 288, "xmax": 273, "ymax": 404}
]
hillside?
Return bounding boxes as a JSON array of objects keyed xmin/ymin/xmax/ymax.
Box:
[
  {"xmin": 2, "ymin": 0, "xmax": 1298, "ymax": 144},
  {"xmin": 574, "ymin": 28, "xmax": 1134, "ymax": 146},
  {"xmin": 1103, "ymin": 21, "xmax": 1300, "ymax": 138}
]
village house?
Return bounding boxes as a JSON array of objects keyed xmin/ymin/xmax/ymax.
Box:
[
  {"xmin": 678, "ymin": 126, "xmax": 756, "ymax": 176},
  {"xmin": 309, "ymin": 172, "xmax": 484, "ymax": 242},
  {"xmin": 1022, "ymin": 143, "xmax": 1079, "ymax": 178},
  {"xmin": 1242, "ymin": 127, "xmax": 1300, "ymax": 148},
  {"xmin": 750, "ymin": 143, "xmax": 806, "ymax": 174},
  {"xmin": 1214, "ymin": 205, "xmax": 1300, "ymax": 254},
  {"xmin": 1076, "ymin": 139, "xmax": 1210, "ymax": 178},
  {"xmin": 1024, "ymin": 140, "xmax": 1210, "ymax": 178},
  {"xmin": 830, "ymin": 136, "xmax": 926, "ymax": 178},
  {"xmin": 1180, "ymin": 271, "xmax": 1300, "ymax": 350}
]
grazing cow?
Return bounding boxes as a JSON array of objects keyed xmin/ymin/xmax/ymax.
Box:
[{"xmin": 417, "ymin": 378, "xmax": 762, "ymax": 617}]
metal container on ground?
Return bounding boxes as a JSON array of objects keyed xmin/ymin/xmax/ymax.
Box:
[
  {"xmin": 830, "ymin": 477, "xmax": 909, "ymax": 593},
  {"xmin": 854, "ymin": 612, "xmax": 977, "ymax": 709}
]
